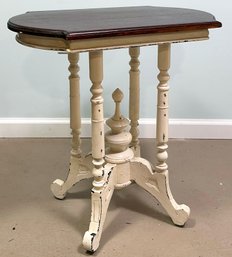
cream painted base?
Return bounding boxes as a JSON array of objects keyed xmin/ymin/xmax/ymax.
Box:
[
  {"xmin": 51, "ymin": 150, "xmax": 190, "ymax": 252},
  {"xmin": 83, "ymin": 157, "xmax": 190, "ymax": 252},
  {"xmin": 50, "ymin": 154, "xmax": 93, "ymax": 199},
  {"xmin": 50, "ymin": 45, "xmax": 190, "ymax": 252}
]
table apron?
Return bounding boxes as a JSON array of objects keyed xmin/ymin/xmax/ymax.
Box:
[{"xmin": 16, "ymin": 29, "xmax": 209, "ymax": 52}]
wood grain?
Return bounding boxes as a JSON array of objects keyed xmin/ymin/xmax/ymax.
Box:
[{"xmin": 8, "ymin": 6, "xmax": 221, "ymax": 40}]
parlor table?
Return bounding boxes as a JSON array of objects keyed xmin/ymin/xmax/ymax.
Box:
[{"xmin": 8, "ymin": 6, "xmax": 221, "ymax": 252}]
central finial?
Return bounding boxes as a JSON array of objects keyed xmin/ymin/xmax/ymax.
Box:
[
  {"xmin": 112, "ymin": 88, "xmax": 123, "ymax": 102},
  {"xmin": 106, "ymin": 88, "xmax": 129, "ymax": 134},
  {"xmin": 105, "ymin": 88, "xmax": 134, "ymax": 163}
]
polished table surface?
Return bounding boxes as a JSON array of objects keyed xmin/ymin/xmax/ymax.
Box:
[{"xmin": 8, "ymin": 6, "xmax": 221, "ymax": 40}]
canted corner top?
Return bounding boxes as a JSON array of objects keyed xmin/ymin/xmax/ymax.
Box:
[{"xmin": 7, "ymin": 6, "xmax": 222, "ymax": 40}]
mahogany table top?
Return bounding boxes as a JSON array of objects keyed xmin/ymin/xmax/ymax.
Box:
[{"xmin": 7, "ymin": 6, "xmax": 221, "ymax": 40}]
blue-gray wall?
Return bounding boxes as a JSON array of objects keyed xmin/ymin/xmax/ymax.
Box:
[{"xmin": 1, "ymin": 1, "xmax": 231, "ymax": 119}]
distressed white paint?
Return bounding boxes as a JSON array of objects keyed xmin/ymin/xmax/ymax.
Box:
[
  {"xmin": 68, "ymin": 52, "xmax": 82, "ymax": 157},
  {"xmin": 51, "ymin": 53, "xmax": 93, "ymax": 199},
  {"xmin": 16, "ymin": 30, "xmax": 208, "ymax": 52},
  {"xmin": 51, "ymin": 155, "xmax": 93, "ymax": 199},
  {"xmin": 5, "ymin": 4, "xmax": 223, "ymax": 251},
  {"xmin": 51, "ymin": 43, "xmax": 192, "ymax": 251}
]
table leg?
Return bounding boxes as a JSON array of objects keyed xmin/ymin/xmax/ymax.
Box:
[
  {"xmin": 155, "ymin": 43, "xmax": 190, "ymax": 225},
  {"xmin": 52, "ymin": 46, "xmax": 190, "ymax": 252},
  {"xmin": 131, "ymin": 44, "xmax": 190, "ymax": 226},
  {"xmin": 69, "ymin": 52, "xmax": 82, "ymax": 157},
  {"xmin": 129, "ymin": 47, "xmax": 140, "ymax": 156},
  {"xmin": 50, "ymin": 53, "xmax": 92, "ymax": 199},
  {"xmin": 83, "ymin": 50, "xmax": 115, "ymax": 252}
]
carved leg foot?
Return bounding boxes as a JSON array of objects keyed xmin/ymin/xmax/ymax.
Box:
[
  {"xmin": 131, "ymin": 158, "xmax": 190, "ymax": 226},
  {"xmin": 51, "ymin": 155, "xmax": 93, "ymax": 199},
  {"xmin": 83, "ymin": 164, "xmax": 116, "ymax": 252}
]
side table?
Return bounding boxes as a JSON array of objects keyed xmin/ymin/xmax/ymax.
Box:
[{"xmin": 8, "ymin": 6, "xmax": 221, "ymax": 252}]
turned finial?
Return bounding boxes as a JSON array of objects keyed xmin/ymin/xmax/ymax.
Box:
[
  {"xmin": 112, "ymin": 88, "xmax": 123, "ymax": 102},
  {"xmin": 106, "ymin": 88, "xmax": 129, "ymax": 134},
  {"xmin": 112, "ymin": 88, "xmax": 124, "ymax": 121},
  {"xmin": 105, "ymin": 88, "xmax": 133, "ymax": 163}
]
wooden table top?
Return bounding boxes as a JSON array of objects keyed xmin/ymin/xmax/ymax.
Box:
[{"xmin": 8, "ymin": 6, "xmax": 221, "ymax": 40}]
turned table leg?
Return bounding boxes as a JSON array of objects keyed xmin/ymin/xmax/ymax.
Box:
[
  {"xmin": 50, "ymin": 53, "xmax": 92, "ymax": 199},
  {"xmin": 129, "ymin": 47, "xmax": 140, "ymax": 156},
  {"xmin": 51, "ymin": 45, "xmax": 190, "ymax": 252},
  {"xmin": 83, "ymin": 50, "xmax": 115, "ymax": 252},
  {"xmin": 156, "ymin": 44, "xmax": 170, "ymax": 173},
  {"xmin": 154, "ymin": 43, "xmax": 190, "ymax": 225},
  {"xmin": 131, "ymin": 44, "xmax": 190, "ymax": 226},
  {"xmin": 69, "ymin": 52, "xmax": 82, "ymax": 157}
]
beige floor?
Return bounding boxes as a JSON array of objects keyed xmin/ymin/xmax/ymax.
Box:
[{"xmin": 0, "ymin": 138, "xmax": 232, "ymax": 257}]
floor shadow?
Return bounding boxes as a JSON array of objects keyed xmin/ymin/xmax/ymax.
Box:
[
  {"xmin": 49, "ymin": 181, "xmax": 92, "ymax": 238},
  {"xmin": 65, "ymin": 180, "xmax": 92, "ymax": 200},
  {"xmin": 94, "ymin": 185, "xmax": 172, "ymax": 251},
  {"xmin": 183, "ymin": 218, "xmax": 196, "ymax": 229},
  {"xmin": 112, "ymin": 184, "xmax": 173, "ymax": 224},
  {"xmin": 61, "ymin": 190, "xmax": 91, "ymax": 200}
]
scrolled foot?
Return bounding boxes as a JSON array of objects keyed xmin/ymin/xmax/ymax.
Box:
[
  {"xmin": 82, "ymin": 164, "xmax": 116, "ymax": 252},
  {"xmin": 50, "ymin": 179, "xmax": 67, "ymax": 200},
  {"xmin": 131, "ymin": 158, "xmax": 190, "ymax": 226},
  {"xmin": 82, "ymin": 231, "xmax": 100, "ymax": 253},
  {"xmin": 171, "ymin": 204, "xmax": 190, "ymax": 226},
  {"xmin": 50, "ymin": 155, "xmax": 93, "ymax": 200}
]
